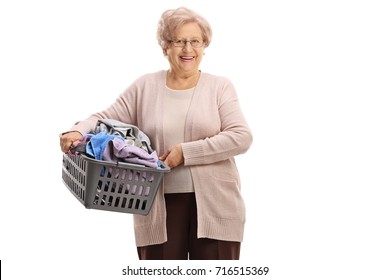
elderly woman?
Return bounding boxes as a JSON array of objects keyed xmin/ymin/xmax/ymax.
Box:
[{"xmin": 59, "ymin": 7, "xmax": 252, "ymax": 260}]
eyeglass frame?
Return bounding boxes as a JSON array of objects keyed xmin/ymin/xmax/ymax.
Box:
[{"xmin": 168, "ymin": 39, "xmax": 205, "ymax": 48}]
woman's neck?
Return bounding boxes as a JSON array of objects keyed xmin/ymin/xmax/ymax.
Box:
[{"xmin": 166, "ymin": 70, "xmax": 200, "ymax": 90}]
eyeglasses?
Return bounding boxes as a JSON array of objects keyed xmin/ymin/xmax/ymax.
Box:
[{"xmin": 169, "ymin": 39, "xmax": 204, "ymax": 48}]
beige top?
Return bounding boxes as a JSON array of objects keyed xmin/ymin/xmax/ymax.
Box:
[{"xmin": 163, "ymin": 86, "xmax": 194, "ymax": 193}]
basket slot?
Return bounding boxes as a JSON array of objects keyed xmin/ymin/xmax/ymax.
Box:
[
  {"xmin": 147, "ymin": 173, "xmax": 155, "ymax": 183},
  {"xmin": 128, "ymin": 198, "xmax": 134, "ymax": 209},
  {"xmin": 120, "ymin": 169, "xmax": 127, "ymax": 180},
  {"xmin": 124, "ymin": 183, "xmax": 130, "ymax": 194},
  {"xmin": 97, "ymin": 180, "xmax": 103, "ymax": 191},
  {"xmin": 121, "ymin": 197, "xmax": 127, "ymax": 208},
  {"xmin": 117, "ymin": 183, "xmax": 124, "ymax": 194},
  {"xmin": 101, "ymin": 195, "xmax": 107, "ymax": 205},
  {"xmin": 93, "ymin": 194, "xmax": 99, "ymax": 205},
  {"xmin": 135, "ymin": 199, "xmax": 140, "ymax": 209},
  {"xmin": 131, "ymin": 185, "xmax": 137, "ymax": 195},
  {"xmin": 111, "ymin": 182, "xmax": 117, "ymax": 193},
  {"xmin": 114, "ymin": 197, "xmax": 121, "ymax": 207},
  {"xmin": 141, "ymin": 200, "xmax": 147, "ymax": 210}
]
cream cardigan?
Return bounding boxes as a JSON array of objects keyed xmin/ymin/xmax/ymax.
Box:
[{"xmin": 70, "ymin": 70, "xmax": 253, "ymax": 246}]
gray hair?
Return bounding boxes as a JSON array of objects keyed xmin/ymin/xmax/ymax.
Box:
[{"xmin": 157, "ymin": 7, "xmax": 212, "ymax": 51}]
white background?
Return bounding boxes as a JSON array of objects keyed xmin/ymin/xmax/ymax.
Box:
[{"xmin": 1, "ymin": 0, "xmax": 389, "ymax": 279}]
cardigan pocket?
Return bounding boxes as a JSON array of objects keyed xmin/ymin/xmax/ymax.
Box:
[{"xmin": 206, "ymin": 176, "xmax": 245, "ymax": 220}]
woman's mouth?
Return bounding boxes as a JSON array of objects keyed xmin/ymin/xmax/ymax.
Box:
[{"xmin": 180, "ymin": 56, "xmax": 195, "ymax": 62}]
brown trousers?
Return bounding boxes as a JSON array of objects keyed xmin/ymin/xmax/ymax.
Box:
[{"xmin": 137, "ymin": 192, "xmax": 241, "ymax": 260}]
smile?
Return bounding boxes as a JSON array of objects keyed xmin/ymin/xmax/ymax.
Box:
[{"xmin": 180, "ymin": 56, "xmax": 195, "ymax": 61}]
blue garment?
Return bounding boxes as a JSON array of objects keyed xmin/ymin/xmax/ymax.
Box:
[{"xmin": 84, "ymin": 131, "xmax": 124, "ymax": 160}]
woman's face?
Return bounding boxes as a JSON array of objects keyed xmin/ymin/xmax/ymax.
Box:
[{"xmin": 165, "ymin": 22, "xmax": 205, "ymax": 76}]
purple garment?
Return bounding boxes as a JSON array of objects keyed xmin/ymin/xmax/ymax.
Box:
[{"xmin": 103, "ymin": 138, "xmax": 158, "ymax": 168}]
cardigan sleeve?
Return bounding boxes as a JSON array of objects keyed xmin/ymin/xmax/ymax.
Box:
[{"xmin": 181, "ymin": 78, "xmax": 253, "ymax": 166}]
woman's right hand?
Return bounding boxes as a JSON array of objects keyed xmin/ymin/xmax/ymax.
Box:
[
  {"xmin": 159, "ymin": 144, "xmax": 184, "ymax": 169},
  {"xmin": 59, "ymin": 131, "xmax": 83, "ymax": 153}
]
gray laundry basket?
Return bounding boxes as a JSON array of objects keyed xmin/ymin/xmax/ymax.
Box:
[{"xmin": 62, "ymin": 154, "xmax": 170, "ymax": 215}]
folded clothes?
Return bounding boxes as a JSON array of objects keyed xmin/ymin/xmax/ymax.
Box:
[{"xmin": 103, "ymin": 138, "xmax": 158, "ymax": 168}]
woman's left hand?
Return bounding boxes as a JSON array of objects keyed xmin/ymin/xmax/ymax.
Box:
[{"xmin": 159, "ymin": 144, "xmax": 184, "ymax": 169}]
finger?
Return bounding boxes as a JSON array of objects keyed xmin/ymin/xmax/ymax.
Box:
[
  {"xmin": 164, "ymin": 153, "xmax": 179, "ymax": 169},
  {"xmin": 61, "ymin": 141, "xmax": 73, "ymax": 153},
  {"xmin": 159, "ymin": 150, "xmax": 170, "ymax": 160}
]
